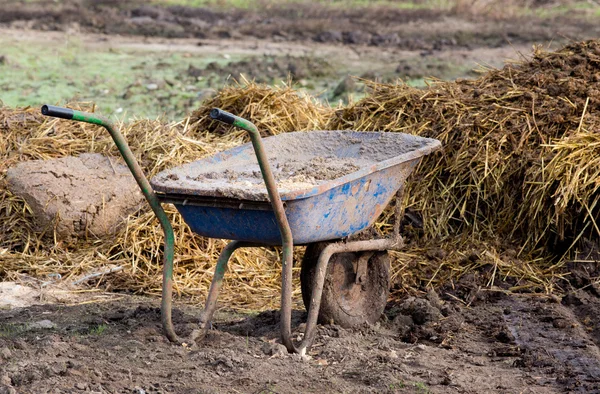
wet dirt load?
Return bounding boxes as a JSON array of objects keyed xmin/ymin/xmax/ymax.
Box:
[{"xmin": 151, "ymin": 131, "xmax": 437, "ymax": 200}]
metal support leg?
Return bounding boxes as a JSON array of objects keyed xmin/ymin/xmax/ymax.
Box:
[
  {"xmin": 198, "ymin": 240, "xmax": 253, "ymax": 335},
  {"xmin": 161, "ymin": 229, "xmax": 179, "ymax": 343}
]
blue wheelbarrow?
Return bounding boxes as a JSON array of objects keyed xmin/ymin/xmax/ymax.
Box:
[{"xmin": 41, "ymin": 105, "xmax": 441, "ymax": 354}]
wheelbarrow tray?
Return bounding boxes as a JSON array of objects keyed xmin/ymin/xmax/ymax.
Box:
[{"xmin": 151, "ymin": 130, "xmax": 440, "ymax": 245}]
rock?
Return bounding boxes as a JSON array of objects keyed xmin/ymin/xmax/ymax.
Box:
[
  {"xmin": 29, "ymin": 320, "xmax": 56, "ymax": 329},
  {"xmin": 0, "ymin": 347, "xmax": 11, "ymax": 360},
  {"xmin": 7, "ymin": 153, "xmax": 144, "ymax": 239},
  {"xmin": 261, "ymin": 342, "xmax": 288, "ymax": 357},
  {"xmin": 75, "ymin": 382, "xmax": 87, "ymax": 390},
  {"xmin": 146, "ymin": 83, "xmax": 159, "ymax": 90}
]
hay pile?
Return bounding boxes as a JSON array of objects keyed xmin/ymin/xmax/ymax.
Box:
[
  {"xmin": 0, "ymin": 90, "xmax": 324, "ymax": 309},
  {"xmin": 2, "ymin": 41, "xmax": 600, "ymax": 308},
  {"xmin": 330, "ymin": 40, "xmax": 600, "ymax": 258},
  {"xmin": 187, "ymin": 76, "xmax": 331, "ymax": 138}
]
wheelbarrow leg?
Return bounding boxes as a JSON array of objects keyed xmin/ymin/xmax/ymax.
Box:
[
  {"xmin": 279, "ymin": 238, "xmax": 296, "ymax": 352},
  {"xmin": 160, "ymin": 228, "xmax": 179, "ymax": 343},
  {"xmin": 198, "ymin": 240, "xmax": 253, "ymax": 336}
]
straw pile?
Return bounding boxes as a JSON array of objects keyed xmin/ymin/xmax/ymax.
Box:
[
  {"xmin": 2, "ymin": 41, "xmax": 600, "ymax": 309},
  {"xmin": 187, "ymin": 76, "xmax": 331, "ymax": 138},
  {"xmin": 0, "ymin": 99, "xmax": 307, "ymax": 309},
  {"xmin": 330, "ymin": 40, "xmax": 600, "ymax": 257}
]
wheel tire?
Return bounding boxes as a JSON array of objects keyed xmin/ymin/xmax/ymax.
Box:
[{"xmin": 300, "ymin": 242, "xmax": 391, "ymax": 328}]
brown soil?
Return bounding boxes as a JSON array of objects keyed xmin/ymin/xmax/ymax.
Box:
[
  {"xmin": 2, "ymin": 288, "xmax": 600, "ymax": 393},
  {"xmin": 2, "ymin": 0, "xmax": 599, "ymax": 51}
]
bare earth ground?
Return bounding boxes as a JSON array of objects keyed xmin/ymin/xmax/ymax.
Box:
[
  {"xmin": 3, "ymin": 287, "xmax": 600, "ymax": 393},
  {"xmin": 3, "ymin": 1, "xmax": 600, "ymax": 393}
]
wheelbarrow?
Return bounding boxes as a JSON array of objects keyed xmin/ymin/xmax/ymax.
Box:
[{"xmin": 40, "ymin": 104, "xmax": 441, "ymax": 354}]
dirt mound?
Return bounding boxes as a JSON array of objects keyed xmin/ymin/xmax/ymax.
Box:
[
  {"xmin": 330, "ymin": 39, "xmax": 600, "ymax": 259},
  {"xmin": 7, "ymin": 153, "xmax": 144, "ymax": 239}
]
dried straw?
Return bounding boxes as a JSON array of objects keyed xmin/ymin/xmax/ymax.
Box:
[
  {"xmin": 187, "ymin": 76, "xmax": 332, "ymax": 138},
  {"xmin": 329, "ymin": 40, "xmax": 600, "ymax": 257},
  {"xmin": 3, "ymin": 41, "xmax": 600, "ymax": 309},
  {"xmin": 0, "ymin": 102, "xmax": 307, "ymax": 310}
]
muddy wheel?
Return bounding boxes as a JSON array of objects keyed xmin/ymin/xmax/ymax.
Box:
[{"xmin": 300, "ymin": 242, "xmax": 391, "ymax": 328}]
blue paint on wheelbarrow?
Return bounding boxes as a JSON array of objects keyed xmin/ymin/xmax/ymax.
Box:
[
  {"xmin": 151, "ymin": 131, "xmax": 441, "ymax": 245},
  {"xmin": 174, "ymin": 161, "xmax": 418, "ymax": 245}
]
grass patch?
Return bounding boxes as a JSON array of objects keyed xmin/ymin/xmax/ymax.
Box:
[
  {"xmin": 0, "ymin": 323, "xmax": 28, "ymax": 338},
  {"xmin": 89, "ymin": 324, "xmax": 108, "ymax": 335},
  {"xmin": 2, "ymin": 35, "xmax": 474, "ymax": 121},
  {"xmin": 0, "ymin": 36, "xmax": 247, "ymax": 121}
]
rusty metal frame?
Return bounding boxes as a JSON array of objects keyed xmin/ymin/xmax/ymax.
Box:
[{"xmin": 285, "ymin": 188, "xmax": 406, "ymax": 355}]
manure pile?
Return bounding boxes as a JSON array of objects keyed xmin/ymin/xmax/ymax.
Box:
[
  {"xmin": 2, "ymin": 40, "xmax": 600, "ymax": 308},
  {"xmin": 329, "ymin": 40, "xmax": 600, "ymax": 255}
]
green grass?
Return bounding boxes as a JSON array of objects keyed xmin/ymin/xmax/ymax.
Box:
[
  {"xmin": 413, "ymin": 382, "xmax": 430, "ymax": 393},
  {"xmin": 530, "ymin": 1, "xmax": 600, "ymax": 18},
  {"xmin": 0, "ymin": 28, "xmax": 480, "ymax": 121},
  {"xmin": 89, "ymin": 323, "xmax": 108, "ymax": 335},
  {"xmin": 0, "ymin": 36, "xmax": 244, "ymax": 121},
  {"xmin": 0, "ymin": 323, "xmax": 27, "ymax": 337}
]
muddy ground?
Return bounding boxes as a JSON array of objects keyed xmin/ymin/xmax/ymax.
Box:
[
  {"xmin": 2, "ymin": 286, "xmax": 600, "ymax": 393},
  {"xmin": 3, "ymin": 0, "xmax": 600, "ymax": 393}
]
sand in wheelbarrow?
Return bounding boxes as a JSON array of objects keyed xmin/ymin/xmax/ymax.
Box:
[{"xmin": 152, "ymin": 131, "xmax": 432, "ymax": 200}]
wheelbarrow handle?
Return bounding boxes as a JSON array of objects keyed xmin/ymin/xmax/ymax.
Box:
[
  {"xmin": 209, "ymin": 108, "xmax": 300, "ymax": 353},
  {"xmin": 41, "ymin": 105, "xmax": 74, "ymax": 120},
  {"xmin": 40, "ymin": 104, "xmax": 180, "ymax": 344},
  {"xmin": 210, "ymin": 108, "xmax": 236, "ymax": 125}
]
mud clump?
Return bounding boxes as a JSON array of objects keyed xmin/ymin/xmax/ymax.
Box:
[
  {"xmin": 396, "ymin": 296, "xmax": 443, "ymax": 326},
  {"xmin": 6, "ymin": 153, "xmax": 144, "ymax": 239},
  {"xmin": 392, "ymin": 293, "xmax": 445, "ymax": 342}
]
